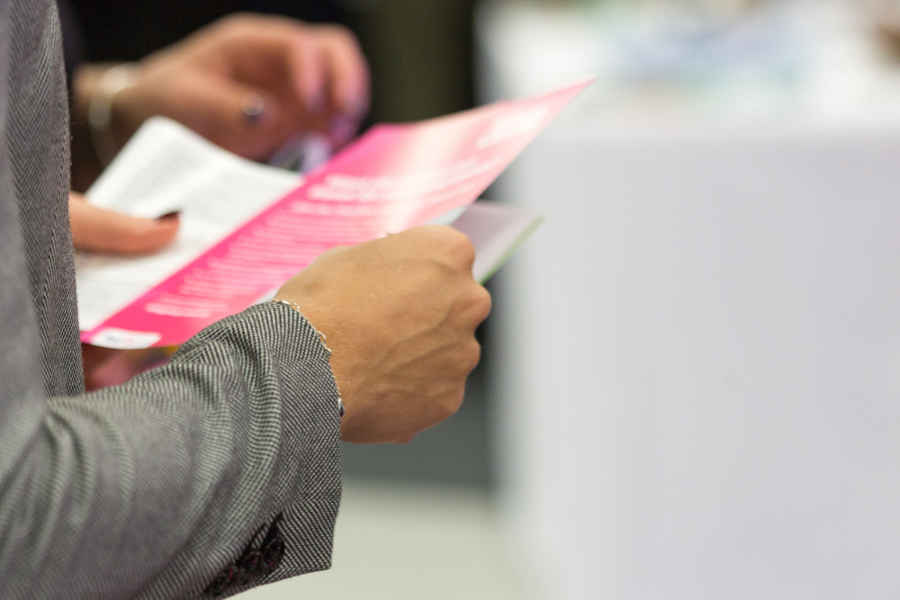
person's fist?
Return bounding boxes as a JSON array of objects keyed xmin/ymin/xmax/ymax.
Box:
[
  {"xmin": 77, "ymin": 13, "xmax": 370, "ymax": 160},
  {"xmin": 276, "ymin": 226, "xmax": 491, "ymax": 444}
]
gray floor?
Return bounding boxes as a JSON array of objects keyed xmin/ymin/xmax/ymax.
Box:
[
  {"xmin": 341, "ymin": 367, "xmax": 494, "ymax": 488},
  {"xmin": 236, "ymin": 360, "xmax": 529, "ymax": 599},
  {"xmin": 237, "ymin": 480, "xmax": 528, "ymax": 600},
  {"xmin": 337, "ymin": 292, "xmax": 501, "ymax": 490}
]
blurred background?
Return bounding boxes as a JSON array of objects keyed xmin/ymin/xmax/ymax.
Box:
[{"xmin": 67, "ymin": 0, "xmax": 900, "ymax": 598}]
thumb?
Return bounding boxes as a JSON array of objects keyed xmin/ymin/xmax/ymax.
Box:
[{"xmin": 69, "ymin": 193, "xmax": 179, "ymax": 254}]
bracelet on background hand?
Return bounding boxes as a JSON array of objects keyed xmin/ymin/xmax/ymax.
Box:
[{"xmin": 87, "ymin": 64, "xmax": 136, "ymax": 166}]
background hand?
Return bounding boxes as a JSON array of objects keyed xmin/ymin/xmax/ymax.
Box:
[
  {"xmin": 276, "ymin": 226, "xmax": 492, "ymax": 444},
  {"xmin": 77, "ymin": 14, "xmax": 370, "ymax": 160}
]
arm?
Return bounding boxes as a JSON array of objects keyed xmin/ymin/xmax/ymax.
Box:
[
  {"xmin": 4, "ymin": 168, "xmax": 484, "ymax": 600},
  {"xmin": 2, "ymin": 12, "xmax": 485, "ymax": 596},
  {"xmin": 3, "ymin": 202, "xmax": 484, "ymax": 600},
  {"xmin": 1, "ymin": 13, "xmax": 339, "ymax": 596},
  {"xmin": 0, "ymin": 301, "xmax": 341, "ymax": 598},
  {"xmin": 1, "ymin": 224, "xmax": 487, "ymax": 599}
]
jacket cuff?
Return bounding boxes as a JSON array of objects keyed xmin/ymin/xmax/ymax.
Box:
[{"xmin": 198, "ymin": 301, "xmax": 343, "ymax": 598}]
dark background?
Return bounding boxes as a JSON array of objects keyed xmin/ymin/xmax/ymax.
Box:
[{"xmin": 65, "ymin": 0, "xmax": 478, "ymax": 124}]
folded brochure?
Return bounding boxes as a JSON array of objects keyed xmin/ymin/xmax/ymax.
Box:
[{"xmin": 76, "ymin": 79, "xmax": 591, "ymax": 349}]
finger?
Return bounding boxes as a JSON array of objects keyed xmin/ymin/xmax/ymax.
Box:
[
  {"xmin": 82, "ymin": 344, "xmax": 134, "ymax": 390},
  {"xmin": 214, "ymin": 17, "xmax": 368, "ymax": 122},
  {"xmin": 463, "ymin": 338, "xmax": 483, "ymax": 374},
  {"xmin": 327, "ymin": 115, "xmax": 362, "ymax": 150},
  {"xmin": 393, "ymin": 225, "xmax": 477, "ymax": 273},
  {"xmin": 180, "ymin": 75, "xmax": 292, "ymax": 158},
  {"xmin": 424, "ymin": 225, "xmax": 477, "ymax": 271},
  {"xmin": 214, "ymin": 15, "xmax": 329, "ymax": 115},
  {"xmin": 70, "ymin": 198, "xmax": 179, "ymax": 254},
  {"xmin": 288, "ymin": 32, "xmax": 328, "ymax": 115},
  {"xmin": 239, "ymin": 21, "xmax": 369, "ymax": 117},
  {"xmin": 316, "ymin": 26, "xmax": 370, "ymax": 118},
  {"xmin": 460, "ymin": 285, "xmax": 492, "ymax": 328}
]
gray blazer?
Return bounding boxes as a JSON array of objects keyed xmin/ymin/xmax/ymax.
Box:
[{"xmin": 0, "ymin": 1, "xmax": 343, "ymax": 597}]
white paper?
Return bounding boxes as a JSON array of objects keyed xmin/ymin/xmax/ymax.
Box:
[
  {"xmin": 76, "ymin": 118, "xmax": 301, "ymax": 331},
  {"xmin": 450, "ymin": 203, "xmax": 542, "ymax": 283},
  {"xmin": 75, "ymin": 118, "xmax": 541, "ymax": 346}
]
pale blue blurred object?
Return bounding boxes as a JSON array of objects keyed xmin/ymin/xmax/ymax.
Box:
[
  {"xmin": 478, "ymin": 0, "xmax": 900, "ymax": 125},
  {"xmin": 603, "ymin": 5, "xmax": 805, "ymax": 87},
  {"xmin": 579, "ymin": 0, "xmax": 808, "ymax": 95}
]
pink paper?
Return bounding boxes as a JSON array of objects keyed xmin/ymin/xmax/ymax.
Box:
[{"xmin": 82, "ymin": 79, "xmax": 591, "ymax": 348}]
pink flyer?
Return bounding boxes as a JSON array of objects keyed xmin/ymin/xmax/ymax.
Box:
[{"xmin": 80, "ymin": 79, "xmax": 591, "ymax": 348}]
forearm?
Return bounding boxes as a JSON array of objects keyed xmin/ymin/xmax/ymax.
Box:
[{"xmin": 0, "ymin": 302, "xmax": 342, "ymax": 599}]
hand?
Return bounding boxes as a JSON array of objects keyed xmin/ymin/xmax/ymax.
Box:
[
  {"xmin": 70, "ymin": 192, "xmax": 181, "ymax": 388},
  {"xmin": 69, "ymin": 192, "xmax": 180, "ymax": 254},
  {"xmin": 75, "ymin": 14, "xmax": 370, "ymax": 160},
  {"xmin": 276, "ymin": 226, "xmax": 492, "ymax": 444}
]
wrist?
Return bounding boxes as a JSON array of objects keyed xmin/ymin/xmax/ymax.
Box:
[{"xmin": 74, "ymin": 63, "xmax": 139, "ymax": 164}]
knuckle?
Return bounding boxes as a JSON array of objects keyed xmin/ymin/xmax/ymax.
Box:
[
  {"xmin": 411, "ymin": 226, "xmax": 474, "ymax": 267},
  {"xmin": 462, "ymin": 339, "xmax": 482, "ymax": 372},
  {"xmin": 439, "ymin": 388, "xmax": 466, "ymax": 418},
  {"xmin": 457, "ymin": 284, "xmax": 491, "ymax": 325},
  {"xmin": 415, "ymin": 223, "xmax": 451, "ymax": 237},
  {"xmin": 440, "ymin": 229, "xmax": 475, "ymax": 266},
  {"xmin": 471, "ymin": 285, "xmax": 492, "ymax": 320}
]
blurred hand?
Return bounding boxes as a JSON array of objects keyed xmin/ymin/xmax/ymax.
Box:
[
  {"xmin": 69, "ymin": 192, "xmax": 180, "ymax": 254},
  {"xmin": 77, "ymin": 14, "xmax": 369, "ymax": 160},
  {"xmin": 71, "ymin": 191, "xmax": 180, "ymax": 390},
  {"xmin": 276, "ymin": 226, "xmax": 492, "ymax": 444}
]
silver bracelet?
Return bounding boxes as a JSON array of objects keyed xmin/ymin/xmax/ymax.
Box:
[
  {"xmin": 87, "ymin": 64, "xmax": 136, "ymax": 165},
  {"xmin": 272, "ymin": 299, "xmax": 344, "ymax": 418}
]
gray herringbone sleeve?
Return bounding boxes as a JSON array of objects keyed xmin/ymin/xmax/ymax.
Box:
[{"xmin": 0, "ymin": 1, "xmax": 343, "ymax": 598}]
